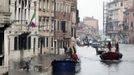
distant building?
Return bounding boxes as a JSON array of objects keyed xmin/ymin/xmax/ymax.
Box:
[
  {"xmin": 76, "ymin": 17, "xmax": 99, "ymax": 40},
  {"xmin": 83, "ymin": 17, "xmax": 99, "ymax": 30}
]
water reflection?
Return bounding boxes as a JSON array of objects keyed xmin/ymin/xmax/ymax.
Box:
[{"xmin": 100, "ymin": 60, "xmax": 122, "ymax": 67}]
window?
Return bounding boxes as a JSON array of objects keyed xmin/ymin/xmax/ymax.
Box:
[
  {"xmin": 28, "ymin": 37, "xmax": 31, "ymax": 49},
  {"xmin": 33, "ymin": 38, "xmax": 36, "ymax": 52},
  {"xmin": 120, "ymin": 2, "xmax": 123, "ymax": 6},
  {"xmin": 46, "ymin": 18, "xmax": 49, "ymax": 29},
  {"xmin": 60, "ymin": 3, "xmax": 62, "ymax": 12},
  {"xmin": 46, "ymin": 37, "xmax": 48, "ymax": 47},
  {"xmin": 54, "ymin": 20, "xmax": 56, "ymax": 30},
  {"xmin": 14, "ymin": 37, "xmax": 18, "ymax": 50},
  {"xmin": 39, "ymin": 0, "xmax": 41, "ymax": 9},
  {"xmin": 22, "ymin": 0, "xmax": 24, "ymax": 9},
  {"xmin": 18, "ymin": 8, "xmax": 21, "ymax": 20},
  {"xmin": 28, "ymin": 0, "xmax": 30, "ymax": 17},
  {"xmin": 61, "ymin": 21, "xmax": 66, "ymax": 32},
  {"xmin": 67, "ymin": 5, "xmax": 70, "ymax": 13},
  {"xmin": 15, "ymin": 1, "xmax": 17, "ymax": 19},
  {"xmin": 25, "ymin": 9, "xmax": 27, "ymax": 20},
  {"xmin": 126, "ymin": 13, "xmax": 129, "ymax": 16},
  {"xmin": 57, "ymin": 3, "xmax": 60, "ymax": 11},
  {"xmin": 51, "ymin": 37, "xmax": 53, "ymax": 47},
  {"xmin": 28, "ymin": 0, "xmax": 31, "ymax": 10},
  {"xmin": 43, "ymin": 37, "xmax": 46, "ymax": 47},
  {"xmin": 52, "ymin": 19, "xmax": 54, "ymax": 30},
  {"xmin": 43, "ymin": 0, "xmax": 45, "ymax": 9},
  {"xmin": 46, "ymin": 0, "xmax": 49, "ymax": 11},
  {"xmin": 57, "ymin": 21, "xmax": 59, "ymax": 30},
  {"xmin": 56, "ymin": 3, "xmax": 58, "ymax": 11},
  {"xmin": 25, "ymin": 0, "xmax": 27, "ymax": 7},
  {"xmin": 115, "ymin": 3, "xmax": 117, "ymax": 6},
  {"xmin": 0, "ymin": 58, "xmax": 3, "ymax": 66},
  {"xmin": 0, "ymin": 33, "xmax": 4, "ymax": 55},
  {"xmin": 19, "ymin": 0, "xmax": 21, "ymax": 4},
  {"xmin": 131, "ymin": 22, "xmax": 133, "ymax": 27}
]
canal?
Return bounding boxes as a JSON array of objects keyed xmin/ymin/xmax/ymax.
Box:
[{"xmin": 76, "ymin": 44, "xmax": 134, "ymax": 75}]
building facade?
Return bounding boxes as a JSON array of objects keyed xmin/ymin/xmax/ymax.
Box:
[
  {"xmin": 37, "ymin": 0, "xmax": 79, "ymax": 54},
  {"xmin": 124, "ymin": 7, "xmax": 134, "ymax": 44},
  {"xmin": 83, "ymin": 17, "xmax": 99, "ymax": 36},
  {"xmin": 0, "ymin": 0, "xmax": 78, "ymax": 74},
  {"xmin": 105, "ymin": 0, "xmax": 134, "ymax": 43},
  {"xmin": 38, "ymin": 0, "xmax": 55, "ymax": 54},
  {"xmin": 54, "ymin": 0, "xmax": 79, "ymax": 54},
  {"xmin": 0, "ymin": 0, "xmax": 11, "ymax": 74}
]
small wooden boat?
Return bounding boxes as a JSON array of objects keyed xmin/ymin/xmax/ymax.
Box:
[
  {"xmin": 100, "ymin": 51, "xmax": 123, "ymax": 60},
  {"xmin": 51, "ymin": 58, "xmax": 81, "ymax": 73}
]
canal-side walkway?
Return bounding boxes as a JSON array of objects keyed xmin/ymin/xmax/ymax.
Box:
[{"xmin": 8, "ymin": 53, "xmax": 66, "ymax": 75}]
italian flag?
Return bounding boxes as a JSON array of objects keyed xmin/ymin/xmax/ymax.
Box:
[{"xmin": 31, "ymin": 11, "xmax": 36, "ymax": 27}]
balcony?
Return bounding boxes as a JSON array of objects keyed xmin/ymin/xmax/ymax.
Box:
[
  {"xmin": 0, "ymin": 12, "xmax": 11, "ymax": 23},
  {"xmin": 0, "ymin": 12, "xmax": 11, "ymax": 28}
]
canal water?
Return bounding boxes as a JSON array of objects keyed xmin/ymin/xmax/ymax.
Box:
[{"xmin": 76, "ymin": 44, "xmax": 134, "ymax": 75}]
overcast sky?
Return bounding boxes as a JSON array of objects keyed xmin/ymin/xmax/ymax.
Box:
[{"xmin": 77, "ymin": 0, "xmax": 109, "ymax": 30}]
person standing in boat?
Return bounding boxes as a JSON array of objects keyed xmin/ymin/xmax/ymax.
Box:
[
  {"xmin": 107, "ymin": 41, "xmax": 112, "ymax": 52},
  {"xmin": 115, "ymin": 42, "xmax": 119, "ymax": 52}
]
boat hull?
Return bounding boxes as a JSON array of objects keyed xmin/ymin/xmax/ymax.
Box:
[
  {"xmin": 51, "ymin": 59, "xmax": 81, "ymax": 73},
  {"xmin": 100, "ymin": 52, "xmax": 123, "ymax": 60}
]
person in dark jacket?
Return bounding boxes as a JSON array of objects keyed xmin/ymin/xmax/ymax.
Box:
[
  {"xmin": 115, "ymin": 42, "xmax": 119, "ymax": 52},
  {"xmin": 107, "ymin": 41, "xmax": 112, "ymax": 51}
]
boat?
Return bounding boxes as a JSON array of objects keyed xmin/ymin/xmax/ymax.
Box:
[
  {"xmin": 51, "ymin": 58, "xmax": 81, "ymax": 73},
  {"xmin": 100, "ymin": 51, "xmax": 123, "ymax": 60}
]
